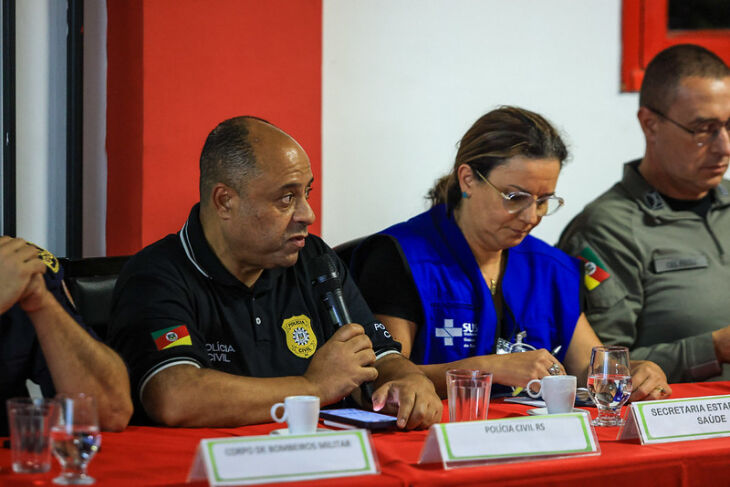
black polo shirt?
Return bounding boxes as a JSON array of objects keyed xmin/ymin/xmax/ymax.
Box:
[{"xmin": 108, "ymin": 204, "xmax": 401, "ymax": 415}]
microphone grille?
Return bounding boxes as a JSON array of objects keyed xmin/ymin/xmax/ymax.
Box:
[{"xmin": 309, "ymin": 253, "xmax": 339, "ymax": 285}]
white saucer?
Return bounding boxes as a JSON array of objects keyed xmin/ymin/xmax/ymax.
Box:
[
  {"xmin": 527, "ymin": 407, "xmax": 587, "ymax": 416},
  {"xmin": 270, "ymin": 428, "xmax": 329, "ymax": 435}
]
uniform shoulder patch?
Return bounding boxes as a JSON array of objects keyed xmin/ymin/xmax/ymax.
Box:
[
  {"xmin": 151, "ymin": 325, "xmax": 192, "ymax": 350},
  {"xmin": 577, "ymin": 247, "xmax": 610, "ymax": 291},
  {"xmin": 29, "ymin": 242, "xmax": 60, "ymax": 274},
  {"xmin": 282, "ymin": 315, "xmax": 317, "ymax": 359}
]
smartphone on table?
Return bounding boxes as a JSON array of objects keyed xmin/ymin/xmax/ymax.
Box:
[{"xmin": 320, "ymin": 408, "xmax": 398, "ymax": 430}]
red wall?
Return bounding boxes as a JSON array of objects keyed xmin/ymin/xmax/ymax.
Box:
[{"xmin": 106, "ymin": 0, "xmax": 322, "ymax": 256}]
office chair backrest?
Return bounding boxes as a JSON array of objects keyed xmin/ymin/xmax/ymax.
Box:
[
  {"xmin": 59, "ymin": 256, "xmax": 130, "ymax": 341},
  {"xmin": 332, "ymin": 236, "xmax": 368, "ymax": 269}
]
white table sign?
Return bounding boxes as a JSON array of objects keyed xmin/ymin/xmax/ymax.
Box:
[
  {"xmin": 419, "ymin": 412, "xmax": 599, "ymax": 469},
  {"xmin": 619, "ymin": 394, "xmax": 730, "ymax": 444},
  {"xmin": 187, "ymin": 429, "xmax": 379, "ymax": 485}
]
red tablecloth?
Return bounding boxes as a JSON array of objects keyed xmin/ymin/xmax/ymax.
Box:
[{"xmin": 2, "ymin": 381, "xmax": 730, "ymax": 486}]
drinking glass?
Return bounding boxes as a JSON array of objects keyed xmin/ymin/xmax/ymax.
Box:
[
  {"xmin": 587, "ymin": 346, "xmax": 632, "ymax": 426},
  {"xmin": 446, "ymin": 369, "xmax": 492, "ymax": 422},
  {"xmin": 6, "ymin": 398, "xmax": 57, "ymax": 473},
  {"xmin": 50, "ymin": 394, "xmax": 102, "ymax": 485}
]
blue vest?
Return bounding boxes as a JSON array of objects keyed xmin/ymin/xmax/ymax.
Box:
[{"xmin": 381, "ymin": 204, "xmax": 580, "ymax": 365}]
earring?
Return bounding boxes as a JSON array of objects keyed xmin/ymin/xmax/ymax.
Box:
[{"xmin": 462, "ymin": 191, "xmax": 470, "ymax": 199}]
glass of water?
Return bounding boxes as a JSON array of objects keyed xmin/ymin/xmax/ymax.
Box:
[
  {"xmin": 446, "ymin": 369, "xmax": 492, "ymax": 422},
  {"xmin": 587, "ymin": 346, "xmax": 632, "ymax": 426},
  {"xmin": 50, "ymin": 394, "xmax": 102, "ymax": 485}
]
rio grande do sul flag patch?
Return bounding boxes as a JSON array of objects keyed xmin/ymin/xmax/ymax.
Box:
[
  {"xmin": 151, "ymin": 325, "xmax": 192, "ymax": 350},
  {"xmin": 577, "ymin": 247, "xmax": 610, "ymax": 291}
]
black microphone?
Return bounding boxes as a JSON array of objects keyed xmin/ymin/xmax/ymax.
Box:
[
  {"xmin": 310, "ymin": 253, "xmax": 373, "ymax": 403},
  {"xmin": 310, "ymin": 253, "xmax": 352, "ymax": 327}
]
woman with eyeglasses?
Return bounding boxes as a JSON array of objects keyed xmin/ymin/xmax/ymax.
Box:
[{"xmin": 352, "ymin": 106, "xmax": 670, "ymax": 400}]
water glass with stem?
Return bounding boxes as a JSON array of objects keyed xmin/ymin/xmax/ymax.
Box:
[
  {"xmin": 50, "ymin": 393, "xmax": 102, "ymax": 485},
  {"xmin": 587, "ymin": 346, "xmax": 632, "ymax": 426}
]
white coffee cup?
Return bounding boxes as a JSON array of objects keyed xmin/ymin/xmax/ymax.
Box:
[
  {"xmin": 270, "ymin": 395, "xmax": 320, "ymax": 434},
  {"xmin": 526, "ymin": 375, "xmax": 577, "ymax": 414}
]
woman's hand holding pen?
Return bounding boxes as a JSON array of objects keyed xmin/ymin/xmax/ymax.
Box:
[
  {"xmin": 512, "ymin": 345, "xmax": 563, "ymax": 395},
  {"xmin": 484, "ymin": 348, "xmax": 566, "ymax": 392}
]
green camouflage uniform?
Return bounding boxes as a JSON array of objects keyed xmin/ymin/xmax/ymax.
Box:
[{"xmin": 558, "ymin": 160, "xmax": 730, "ymax": 382}]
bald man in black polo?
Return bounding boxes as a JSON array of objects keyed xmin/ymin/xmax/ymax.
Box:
[{"xmin": 109, "ymin": 116, "xmax": 442, "ymax": 429}]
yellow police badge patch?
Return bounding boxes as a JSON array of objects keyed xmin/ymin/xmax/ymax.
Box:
[
  {"xmin": 29, "ymin": 242, "xmax": 59, "ymax": 274},
  {"xmin": 282, "ymin": 315, "xmax": 317, "ymax": 359}
]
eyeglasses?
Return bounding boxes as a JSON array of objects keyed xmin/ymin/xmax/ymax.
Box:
[
  {"xmin": 647, "ymin": 106, "xmax": 730, "ymax": 147},
  {"xmin": 474, "ymin": 169, "xmax": 564, "ymax": 216}
]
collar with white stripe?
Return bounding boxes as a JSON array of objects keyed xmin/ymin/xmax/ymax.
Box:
[{"xmin": 176, "ymin": 203, "xmax": 281, "ymax": 290}]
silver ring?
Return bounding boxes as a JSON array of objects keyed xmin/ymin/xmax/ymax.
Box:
[{"xmin": 548, "ymin": 363, "xmax": 561, "ymax": 376}]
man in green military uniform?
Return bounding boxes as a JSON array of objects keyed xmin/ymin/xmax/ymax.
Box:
[{"xmin": 559, "ymin": 44, "xmax": 730, "ymax": 383}]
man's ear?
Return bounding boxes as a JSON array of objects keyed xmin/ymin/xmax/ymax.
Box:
[
  {"xmin": 638, "ymin": 106, "xmax": 660, "ymax": 144},
  {"xmin": 211, "ymin": 183, "xmax": 235, "ymax": 218}
]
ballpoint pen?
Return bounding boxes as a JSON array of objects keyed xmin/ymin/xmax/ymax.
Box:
[{"xmin": 512, "ymin": 344, "xmax": 563, "ymax": 396}]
